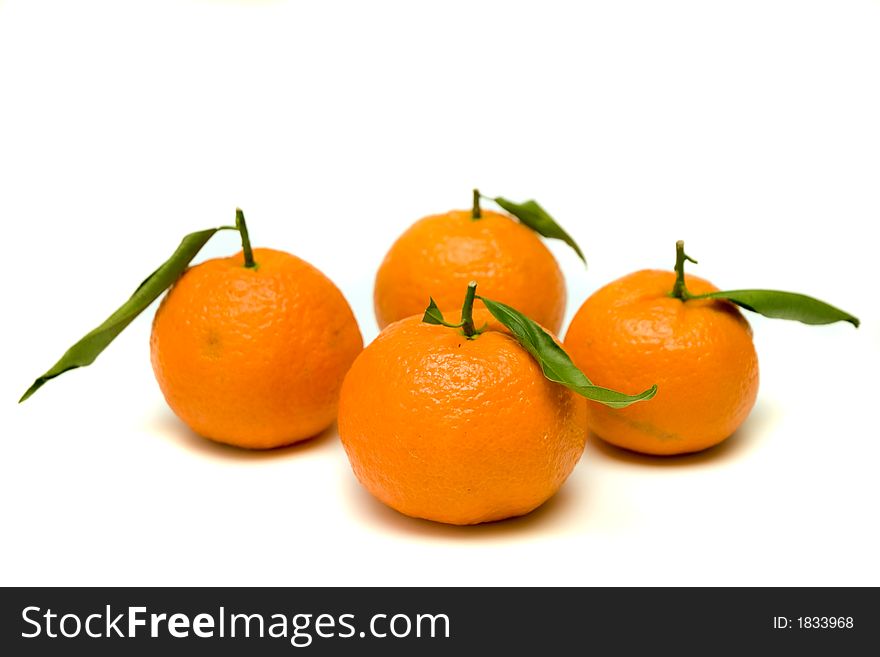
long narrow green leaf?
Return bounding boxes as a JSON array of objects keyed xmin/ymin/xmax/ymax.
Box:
[
  {"xmin": 478, "ymin": 296, "xmax": 657, "ymax": 409},
  {"xmin": 20, "ymin": 226, "xmax": 236, "ymax": 402},
  {"xmin": 493, "ymin": 196, "xmax": 586, "ymax": 264},
  {"xmin": 694, "ymin": 289, "xmax": 859, "ymax": 327}
]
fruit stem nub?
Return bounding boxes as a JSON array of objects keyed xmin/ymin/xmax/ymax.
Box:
[
  {"xmin": 460, "ymin": 281, "xmax": 479, "ymax": 338},
  {"xmin": 235, "ymin": 208, "xmax": 257, "ymax": 269},
  {"xmin": 670, "ymin": 240, "xmax": 697, "ymax": 300},
  {"xmin": 472, "ymin": 189, "xmax": 482, "ymax": 220}
]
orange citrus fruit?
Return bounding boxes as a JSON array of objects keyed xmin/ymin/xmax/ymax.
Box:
[
  {"xmin": 374, "ymin": 208, "xmax": 566, "ymax": 333},
  {"xmin": 338, "ymin": 308, "xmax": 587, "ymax": 525},
  {"xmin": 563, "ymin": 270, "xmax": 759, "ymax": 455},
  {"xmin": 151, "ymin": 247, "xmax": 363, "ymax": 449}
]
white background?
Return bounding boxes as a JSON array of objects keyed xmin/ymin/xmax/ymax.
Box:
[{"xmin": 2, "ymin": 0, "xmax": 878, "ymax": 586}]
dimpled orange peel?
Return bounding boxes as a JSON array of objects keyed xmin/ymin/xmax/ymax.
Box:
[{"xmin": 150, "ymin": 246, "xmax": 363, "ymax": 449}]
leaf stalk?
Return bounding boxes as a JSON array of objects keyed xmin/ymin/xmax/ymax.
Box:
[
  {"xmin": 670, "ymin": 240, "xmax": 697, "ymax": 300},
  {"xmin": 235, "ymin": 208, "xmax": 257, "ymax": 269},
  {"xmin": 460, "ymin": 281, "xmax": 479, "ymax": 338}
]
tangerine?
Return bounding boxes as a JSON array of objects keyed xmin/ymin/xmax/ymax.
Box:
[
  {"xmin": 151, "ymin": 247, "xmax": 363, "ymax": 449},
  {"xmin": 564, "ymin": 267, "xmax": 759, "ymax": 455},
  {"xmin": 338, "ymin": 307, "xmax": 586, "ymax": 525},
  {"xmin": 374, "ymin": 203, "xmax": 566, "ymax": 333}
]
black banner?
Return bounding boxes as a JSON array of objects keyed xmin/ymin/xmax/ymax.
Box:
[{"xmin": 0, "ymin": 587, "xmax": 875, "ymax": 654}]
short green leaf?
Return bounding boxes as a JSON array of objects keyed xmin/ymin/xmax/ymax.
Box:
[
  {"xmin": 421, "ymin": 298, "xmax": 465, "ymax": 329},
  {"xmin": 493, "ymin": 196, "xmax": 586, "ymax": 264},
  {"xmin": 694, "ymin": 290, "xmax": 860, "ymax": 327},
  {"xmin": 19, "ymin": 225, "xmax": 236, "ymax": 402},
  {"xmin": 422, "ymin": 297, "xmax": 446, "ymax": 325},
  {"xmin": 478, "ymin": 295, "xmax": 657, "ymax": 409}
]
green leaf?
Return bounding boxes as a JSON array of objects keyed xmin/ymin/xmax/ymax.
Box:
[
  {"xmin": 421, "ymin": 298, "xmax": 445, "ymax": 325},
  {"xmin": 478, "ymin": 295, "xmax": 657, "ymax": 409},
  {"xmin": 694, "ymin": 290, "xmax": 860, "ymax": 327},
  {"xmin": 421, "ymin": 298, "xmax": 466, "ymax": 329},
  {"xmin": 493, "ymin": 196, "xmax": 586, "ymax": 264},
  {"xmin": 19, "ymin": 225, "xmax": 236, "ymax": 402}
]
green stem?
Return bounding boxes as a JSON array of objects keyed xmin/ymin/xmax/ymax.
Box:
[
  {"xmin": 472, "ymin": 189, "xmax": 482, "ymax": 220},
  {"xmin": 670, "ymin": 240, "xmax": 697, "ymax": 300},
  {"xmin": 460, "ymin": 281, "xmax": 479, "ymax": 337},
  {"xmin": 235, "ymin": 208, "xmax": 256, "ymax": 269}
]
